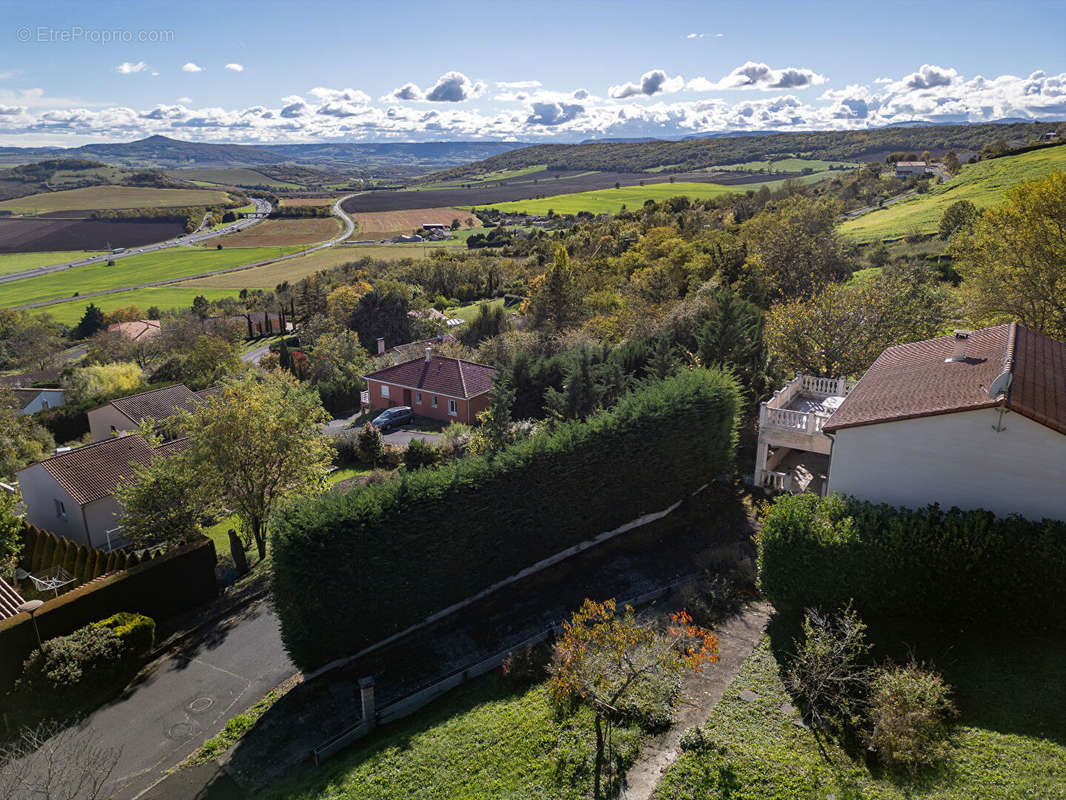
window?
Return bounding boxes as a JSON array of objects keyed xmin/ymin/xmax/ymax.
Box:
[
  {"xmin": 54, "ymin": 499, "xmax": 67, "ymax": 520},
  {"xmin": 381, "ymin": 384, "xmax": 390, "ymax": 399},
  {"xmin": 416, "ymin": 392, "xmax": 422, "ymax": 404},
  {"xmin": 448, "ymin": 399, "xmax": 457, "ymax": 416},
  {"xmin": 432, "ymin": 396, "xmax": 438, "ymax": 408}
]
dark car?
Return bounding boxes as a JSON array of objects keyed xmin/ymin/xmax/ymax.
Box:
[{"xmin": 372, "ymin": 406, "xmax": 413, "ymax": 431}]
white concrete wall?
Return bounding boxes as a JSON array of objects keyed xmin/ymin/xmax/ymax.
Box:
[
  {"xmin": 18, "ymin": 389, "xmax": 66, "ymax": 415},
  {"xmin": 83, "ymin": 496, "xmax": 122, "ymax": 550},
  {"xmin": 16, "ymin": 464, "xmax": 90, "ymax": 546},
  {"xmin": 88, "ymin": 405, "xmax": 135, "ymax": 442},
  {"xmin": 827, "ymin": 408, "xmax": 1066, "ymax": 521}
]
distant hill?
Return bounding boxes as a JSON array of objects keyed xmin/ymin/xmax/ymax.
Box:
[
  {"xmin": 425, "ymin": 121, "xmax": 1066, "ymax": 180},
  {"xmin": 0, "ymin": 136, "xmax": 527, "ymax": 172}
]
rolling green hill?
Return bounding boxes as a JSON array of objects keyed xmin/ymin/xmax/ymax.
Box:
[{"xmin": 840, "ymin": 144, "xmax": 1066, "ymax": 242}]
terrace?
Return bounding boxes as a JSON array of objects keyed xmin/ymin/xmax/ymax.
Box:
[{"xmin": 755, "ymin": 374, "xmax": 856, "ymax": 494}]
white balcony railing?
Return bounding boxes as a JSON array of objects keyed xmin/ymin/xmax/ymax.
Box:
[{"xmin": 756, "ymin": 469, "xmax": 789, "ymax": 491}]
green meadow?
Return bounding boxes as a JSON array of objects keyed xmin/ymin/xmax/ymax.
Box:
[{"xmin": 0, "ymin": 250, "xmax": 105, "ymax": 276}]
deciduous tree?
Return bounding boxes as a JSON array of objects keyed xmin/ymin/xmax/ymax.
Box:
[{"xmin": 115, "ymin": 447, "xmax": 218, "ymax": 547}]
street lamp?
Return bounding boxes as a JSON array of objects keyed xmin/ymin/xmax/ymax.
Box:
[{"xmin": 17, "ymin": 599, "xmax": 44, "ymax": 651}]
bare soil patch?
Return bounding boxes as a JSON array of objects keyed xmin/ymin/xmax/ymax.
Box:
[
  {"xmin": 0, "ymin": 217, "xmax": 184, "ymax": 252},
  {"xmin": 205, "ymin": 217, "xmax": 340, "ymax": 248},
  {"xmin": 277, "ymin": 197, "xmax": 339, "ymax": 207},
  {"xmin": 352, "ymin": 207, "xmax": 477, "ymax": 236}
]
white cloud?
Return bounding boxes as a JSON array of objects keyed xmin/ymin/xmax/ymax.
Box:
[
  {"xmin": 382, "ymin": 82, "xmax": 423, "ymax": 102},
  {"xmin": 0, "ymin": 71, "xmax": 15, "ymax": 80},
  {"xmin": 176, "ymin": 96, "xmax": 192, "ymax": 103},
  {"xmin": 424, "ymin": 71, "xmax": 485, "ymax": 102},
  {"xmin": 497, "ymin": 80, "xmax": 541, "ymax": 89},
  {"xmin": 182, "ymin": 62, "xmax": 204, "ymax": 73},
  {"xmin": 116, "ymin": 61, "xmax": 148, "ymax": 74},
  {"xmin": 225, "ymin": 63, "xmax": 244, "ymax": 72},
  {"xmin": 686, "ymin": 33, "xmax": 704, "ymax": 39},
  {"xmin": 714, "ymin": 33, "xmax": 724, "ymax": 38},
  {"xmin": 151, "ymin": 71, "xmax": 160, "ymax": 77},
  {"xmin": 609, "ymin": 69, "xmax": 685, "ymax": 99},
  {"xmin": 688, "ymin": 61, "xmax": 827, "ymax": 91}
]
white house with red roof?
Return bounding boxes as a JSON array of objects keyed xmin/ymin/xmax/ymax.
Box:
[
  {"xmin": 363, "ymin": 348, "xmax": 494, "ymax": 424},
  {"xmin": 822, "ymin": 323, "xmax": 1066, "ymax": 521}
]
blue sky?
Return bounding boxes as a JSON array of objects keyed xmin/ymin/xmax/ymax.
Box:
[{"xmin": 1, "ymin": 0, "xmax": 1065, "ymax": 144}]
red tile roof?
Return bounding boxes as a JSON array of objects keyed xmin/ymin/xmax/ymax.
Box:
[
  {"xmin": 824, "ymin": 323, "xmax": 1066, "ymax": 435},
  {"xmin": 107, "ymin": 320, "xmax": 161, "ymax": 341},
  {"xmin": 365, "ymin": 355, "xmax": 494, "ymax": 399}
]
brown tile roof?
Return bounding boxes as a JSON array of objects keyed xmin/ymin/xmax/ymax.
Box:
[
  {"xmin": 107, "ymin": 320, "xmax": 161, "ymax": 341},
  {"xmin": 107, "ymin": 384, "xmax": 201, "ymax": 426},
  {"xmin": 365, "ymin": 355, "xmax": 494, "ymax": 399},
  {"xmin": 32, "ymin": 435, "xmax": 157, "ymax": 506},
  {"xmin": 382, "ymin": 334, "xmax": 458, "ymax": 359},
  {"xmin": 824, "ymin": 323, "xmax": 1066, "ymax": 435},
  {"xmin": 0, "ymin": 577, "xmax": 26, "ymax": 622}
]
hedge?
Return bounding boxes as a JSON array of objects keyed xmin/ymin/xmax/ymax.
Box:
[
  {"xmin": 272, "ymin": 368, "xmax": 740, "ymax": 670},
  {"xmin": 93, "ymin": 611, "xmax": 156, "ymax": 657},
  {"xmin": 757, "ymin": 493, "xmax": 1066, "ymax": 626}
]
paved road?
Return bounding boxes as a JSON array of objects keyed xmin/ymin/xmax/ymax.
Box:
[
  {"xmin": 56, "ymin": 599, "xmax": 294, "ymax": 800},
  {"xmin": 0, "ymin": 198, "xmax": 273, "ymax": 286},
  {"xmin": 320, "ymin": 411, "xmax": 443, "ymax": 446},
  {"xmin": 13, "ymin": 195, "xmax": 359, "ymax": 311},
  {"xmin": 240, "ymin": 341, "xmax": 275, "ymax": 366}
]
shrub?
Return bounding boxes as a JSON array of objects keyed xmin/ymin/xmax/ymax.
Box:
[
  {"xmin": 332, "ymin": 431, "xmax": 359, "ymax": 466},
  {"xmin": 866, "ymin": 662, "xmax": 957, "ymax": 770},
  {"xmin": 403, "ymin": 438, "xmax": 440, "ymax": 470},
  {"xmin": 758, "ymin": 493, "xmax": 1066, "ymax": 627},
  {"xmin": 92, "ymin": 612, "xmax": 155, "ymax": 657},
  {"xmin": 18, "ymin": 625, "xmax": 126, "ymax": 701},
  {"xmin": 356, "ymin": 422, "xmax": 384, "ymax": 467},
  {"xmin": 680, "ymin": 571, "xmax": 746, "ymax": 628},
  {"xmin": 272, "ymin": 368, "xmax": 740, "ymax": 670},
  {"xmin": 501, "ymin": 642, "xmax": 549, "ymax": 684},
  {"xmin": 786, "ymin": 605, "xmax": 872, "ymax": 730}
]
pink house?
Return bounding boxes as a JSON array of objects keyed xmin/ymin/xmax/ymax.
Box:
[{"xmin": 363, "ymin": 350, "xmax": 494, "ymax": 424}]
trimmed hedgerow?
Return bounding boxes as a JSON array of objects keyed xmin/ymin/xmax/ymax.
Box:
[
  {"xmin": 93, "ymin": 612, "xmax": 156, "ymax": 657},
  {"xmin": 758, "ymin": 493, "xmax": 1066, "ymax": 626},
  {"xmin": 272, "ymin": 368, "xmax": 740, "ymax": 670}
]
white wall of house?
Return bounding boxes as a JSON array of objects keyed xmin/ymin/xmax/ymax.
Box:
[
  {"xmin": 827, "ymin": 407, "xmax": 1066, "ymax": 521},
  {"xmin": 18, "ymin": 389, "xmax": 66, "ymax": 415},
  {"xmin": 83, "ymin": 496, "xmax": 123, "ymax": 550},
  {"xmin": 88, "ymin": 406, "xmax": 135, "ymax": 442},
  {"xmin": 17, "ymin": 464, "xmax": 90, "ymax": 546}
]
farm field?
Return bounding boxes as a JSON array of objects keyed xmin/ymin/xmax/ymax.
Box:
[
  {"xmin": 0, "ymin": 217, "xmax": 186, "ymax": 252},
  {"xmin": 200, "ymin": 217, "xmax": 341, "ymax": 248},
  {"xmin": 278, "ymin": 197, "xmax": 339, "ymax": 207},
  {"xmin": 0, "ymin": 250, "xmax": 104, "ymax": 276},
  {"xmin": 0, "ymin": 185, "xmax": 235, "ymax": 215},
  {"xmin": 472, "ymin": 176, "xmax": 827, "ymax": 215},
  {"xmin": 341, "ymin": 171, "xmax": 762, "ymax": 213},
  {"xmin": 351, "ymin": 207, "xmax": 477, "ymax": 236},
  {"xmin": 416, "ymin": 164, "xmax": 549, "ymax": 188},
  {"xmin": 166, "ymin": 167, "xmax": 301, "ymax": 189},
  {"xmin": 714, "ymin": 156, "xmax": 859, "ymax": 172},
  {"xmin": 840, "ymin": 144, "xmax": 1066, "ymax": 241},
  {"xmin": 0, "ymin": 245, "xmax": 304, "ymax": 308},
  {"xmin": 41, "ymin": 287, "xmax": 239, "ymax": 326},
  {"xmin": 655, "ymin": 632, "xmax": 1066, "ymax": 799}
]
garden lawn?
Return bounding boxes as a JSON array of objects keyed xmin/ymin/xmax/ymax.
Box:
[
  {"xmin": 1, "ymin": 246, "xmax": 304, "ymax": 308},
  {"xmin": 37, "ymin": 287, "xmax": 239, "ymax": 325},
  {"xmin": 0, "ymin": 250, "xmax": 104, "ymax": 275},
  {"xmin": 445, "ymin": 296, "xmax": 505, "ymax": 323},
  {"xmin": 473, "ymin": 174, "xmax": 832, "ymax": 216},
  {"xmin": 654, "ymin": 634, "xmax": 1066, "ymax": 800},
  {"xmin": 265, "ymin": 673, "xmax": 643, "ymax": 800},
  {"xmin": 840, "ymin": 144, "xmax": 1066, "ymax": 242},
  {"xmin": 0, "ymin": 185, "xmax": 235, "ymax": 214}
]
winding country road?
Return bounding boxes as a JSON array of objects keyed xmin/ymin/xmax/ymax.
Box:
[{"xmin": 12, "ymin": 194, "xmax": 359, "ymax": 311}]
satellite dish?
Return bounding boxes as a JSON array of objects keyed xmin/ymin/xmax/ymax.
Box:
[{"xmin": 987, "ymin": 371, "xmax": 1012, "ymax": 399}]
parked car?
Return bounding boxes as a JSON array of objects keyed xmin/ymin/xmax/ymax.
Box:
[{"xmin": 372, "ymin": 406, "xmax": 413, "ymax": 431}]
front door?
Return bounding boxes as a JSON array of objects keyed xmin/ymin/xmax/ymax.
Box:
[{"xmin": 403, "ymin": 388, "xmax": 412, "ymax": 406}]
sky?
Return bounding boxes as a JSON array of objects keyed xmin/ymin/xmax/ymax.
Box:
[{"xmin": 1, "ymin": 0, "xmax": 1065, "ymax": 146}]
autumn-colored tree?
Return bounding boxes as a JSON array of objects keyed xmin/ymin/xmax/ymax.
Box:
[
  {"xmin": 548, "ymin": 599, "xmax": 718, "ymax": 798},
  {"xmin": 951, "ymin": 172, "xmax": 1066, "ymax": 339},
  {"xmin": 63, "ymin": 362, "xmax": 145, "ymax": 404},
  {"xmin": 172, "ymin": 372, "xmax": 333, "ymax": 559},
  {"xmin": 326, "ymin": 282, "xmax": 372, "ymax": 326}
]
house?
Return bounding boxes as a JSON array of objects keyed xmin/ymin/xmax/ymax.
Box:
[
  {"xmin": 87, "ymin": 383, "xmax": 202, "ymax": 442},
  {"xmin": 11, "ymin": 387, "xmax": 66, "ymax": 415},
  {"xmin": 15, "ymin": 434, "xmax": 188, "ymax": 550},
  {"xmin": 894, "ymin": 161, "xmax": 933, "ymax": 177},
  {"xmin": 363, "ymin": 349, "xmax": 494, "ymax": 423},
  {"xmin": 408, "ymin": 307, "xmax": 464, "ymax": 328},
  {"xmin": 755, "ymin": 375, "xmax": 857, "ymax": 495},
  {"xmin": 1043, "ymin": 131, "xmax": 1061, "ymax": 142},
  {"xmin": 107, "ymin": 319, "xmax": 161, "ymax": 341},
  {"xmin": 200, "ymin": 310, "xmax": 289, "ymax": 339},
  {"xmin": 373, "ymin": 333, "xmax": 458, "ymax": 359},
  {"xmin": 0, "ymin": 577, "xmax": 26, "ymax": 622},
  {"xmin": 823, "ymin": 324, "xmax": 1066, "ymax": 521}
]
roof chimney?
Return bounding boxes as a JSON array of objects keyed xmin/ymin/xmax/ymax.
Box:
[
  {"xmin": 944, "ymin": 329, "xmax": 971, "ymax": 363},
  {"xmin": 377, "ymin": 337, "xmax": 385, "ymax": 355},
  {"xmin": 425, "ymin": 346, "xmax": 432, "ymax": 363}
]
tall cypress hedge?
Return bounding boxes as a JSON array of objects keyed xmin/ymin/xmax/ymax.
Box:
[
  {"xmin": 758, "ymin": 493, "xmax": 1066, "ymax": 626},
  {"xmin": 272, "ymin": 368, "xmax": 740, "ymax": 670}
]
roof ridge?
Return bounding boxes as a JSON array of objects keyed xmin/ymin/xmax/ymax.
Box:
[
  {"xmin": 38, "ymin": 433, "xmax": 143, "ymax": 464},
  {"xmin": 456, "ymin": 357, "xmax": 468, "ymax": 397},
  {"xmin": 109, "ymin": 382, "xmax": 191, "ymax": 405}
]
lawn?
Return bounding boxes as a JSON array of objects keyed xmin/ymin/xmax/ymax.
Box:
[
  {"xmin": 654, "ymin": 631, "xmax": 1066, "ymax": 800},
  {"xmin": 39, "ymin": 287, "xmax": 238, "ymax": 325},
  {"xmin": 840, "ymin": 144, "xmax": 1066, "ymax": 242},
  {"xmin": 471, "ymin": 175, "xmax": 831, "ymax": 216},
  {"xmin": 446, "ymin": 296, "xmax": 505, "ymax": 323},
  {"xmin": 263, "ymin": 672, "xmax": 643, "ymax": 800},
  {"xmin": 0, "ymin": 250, "xmax": 104, "ymax": 275},
  {"xmin": 201, "ymin": 217, "xmax": 341, "ymax": 248},
  {"xmin": 1, "ymin": 245, "xmax": 304, "ymax": 308},
  {"xmin": 0, "ymin": 185, "xmax": 235, "ymax": 215}
]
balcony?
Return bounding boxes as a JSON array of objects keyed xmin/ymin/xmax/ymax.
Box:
[{"xmin": 755, "ymin": 374, "xmax": 856, "ymax": 493}]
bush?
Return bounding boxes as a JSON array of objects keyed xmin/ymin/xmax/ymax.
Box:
[
  {"xmin": 92, "ymin": 612, "xmax": 155, "ymax": 657},
  {"xmin": 332, "ymin": 431, "xmax": 359, "ymax": 466},
  {"xmin": 866, "ymin": 662, "xmax": 957, "ymax": 770},
  {"xmin": 403, "ymin": 438, "xmax": 440, "ymax": 470},
  {"xmin": 356, "ymin": 422, "xmax": 384, "ymax": 467},
  {"xmin": 758, "ymin": 493, "xmax": 1066, "ymax": 627},
  {"xmin": 18, "ymin": 625, "xmax": 126, "ymax": 701},
  {"xmin": 272, "ymin": 368, "xmax": 740, "ymax": 670},
  {"xmin": 786, "ymin": 605, "xmax": 872, "ymax": 730},
  {"xmin": 680, "ymin": 571, "xmax": 746, "ymax": 628}
]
